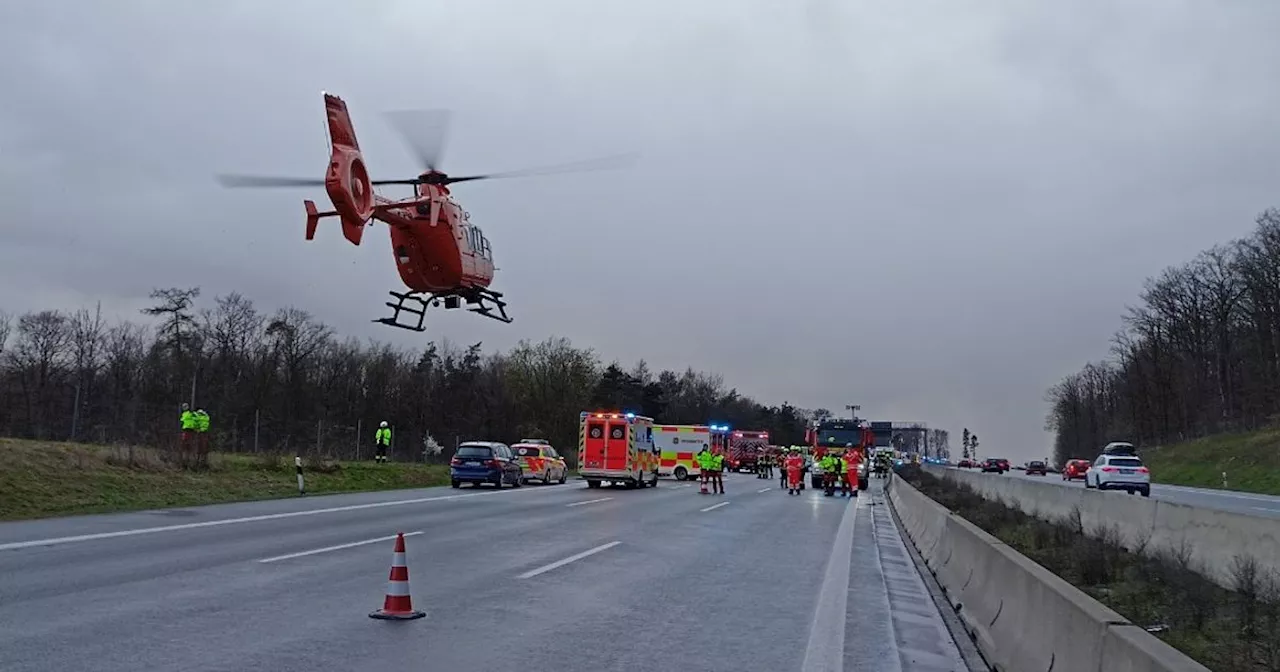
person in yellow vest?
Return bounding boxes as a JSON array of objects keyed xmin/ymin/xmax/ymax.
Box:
[
  {"xmin": 195, "ymin": 408, "xmax": 211, "ymax": 457},
  {"xmin": 374, "ymin": 421, "xmax": 392, "ymax": 463},
  {"xmin": 179, "ymin": 403, "xmax": 197, "ymax": 454},
  {"xmin": 696, "ymin": 445, "xmax": 712, "ymax": 493},
  {"xmin": 709, "ymin": 447, "xmax": 726, "ymax": 494}
]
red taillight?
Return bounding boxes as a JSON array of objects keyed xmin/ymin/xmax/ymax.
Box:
[
  {"xmin": 1137, "ymin": 467, "xmax": 1149, "ymax": 473},
  {"xmin": 488, "ymin": 459, "xmax": 501, "ymax": 468},
  {"xmin": 1101, "ymin": 466, "xmax": 1117, "ymax": 472},
  {"xmin": 450, "ymin": 457, "xmax": 462, "ymax": 466}
]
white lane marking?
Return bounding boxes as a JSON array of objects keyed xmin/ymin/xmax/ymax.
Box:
[
  {"xmin": 566, "ymin": 497, "xmax": 613, "ymax": 508},
  {"xmin": 0, "ymin": 487, "xmax": 546, "ymax": 552},
  {"xmin": 518, "ymin": 541, "xmax": 621, "ymax": 579},
  {"xmin": 700, "ymin": 501, "xmax": 730, "ymax": 512},
  {"xmin": 800, "ymin": 492, "xmax": 863, "ymax": 672},
  {"xmin": 1253, "ymin": 507, "xmax": 1279, "ymax": 513},
  {"xmin": 757, "ymin": 487, "xmax": 772, "ymax": 493},
  {"xmin": 258, "ymin": 531, "xmax": 423, "ymax": 564}
]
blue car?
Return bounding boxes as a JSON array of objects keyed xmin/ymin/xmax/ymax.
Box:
[{"xmin": 450, "ymin": 441, "xmax": 523, "ymax": 488}]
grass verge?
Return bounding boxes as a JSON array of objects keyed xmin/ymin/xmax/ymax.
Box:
[
  {"xmin": 0, "ymin": 437, "xmax": 451, "ymax": 521},
  {"xmin": 897, "ymin": 464, "xmax": 1280, "ymax": 672},
  {"xmin": 1140, "ymin": 427, "xmax": 1280, "ymax": 495}
]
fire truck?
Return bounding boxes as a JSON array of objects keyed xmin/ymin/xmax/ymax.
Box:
[
  {"xmin": 805, "ymin": 418, "xmax": 873, "ymax": 490},
  {"xmin": 727, "ymin": 430, "xmax": 770, "ymax": 473},
  {"xmin": 652, "ymin": 424, "xmax": 710, "ymax": 480},
  {"xmin": 578, "ymin": 411, "xmax": 659, "ymax": 489}
]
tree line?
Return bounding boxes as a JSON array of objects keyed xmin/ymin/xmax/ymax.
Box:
[
  {"xmin": 0, "ymin": 288, "xmax": 821, "ymax": 466},
  {"xmin": 1045, "ymin": 207, "xmax": 1280, "ymax": 464}
]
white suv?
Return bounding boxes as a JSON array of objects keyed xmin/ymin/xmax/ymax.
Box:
[{"xmin": 1085, "ymin": 453, "xmax": 1151, "ymax": 497}]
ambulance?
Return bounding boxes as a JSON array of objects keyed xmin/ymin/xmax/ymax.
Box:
[
  {"xmin": 578, "ymin": 411, "xmax": 659, "ymax": 489},
  {"xmin": 652, "ymin": 424, "xmax": 712, "ymax": 480}
]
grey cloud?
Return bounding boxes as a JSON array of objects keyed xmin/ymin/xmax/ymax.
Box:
[{"xmin": 3, "ymin": 0, "xmax": 1279, "ymax": 461}]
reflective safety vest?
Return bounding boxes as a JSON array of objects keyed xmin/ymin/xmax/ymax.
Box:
[
  {"xmin": 195, "ymin": 411, "xmax": 210, "ymax": 433},
  {"xmin": 375, "ymin": 427, "xmax": 391, "ymax": 445},
  {"xmin": 711, "ymin": 454, "xmax": 725, "ymax": 471},
  {"xmin": 180, "ymin": 410, "xmax": 197, "ymax": 431}
]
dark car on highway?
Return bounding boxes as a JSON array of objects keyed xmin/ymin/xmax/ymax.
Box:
[
  {"xmin": 981, "ymin": 458, "xmax": 1009, "ymax": 474},
  {"xmin": 1026, "ymin": 460, "xmax": 1047, "ymax": 476},
  {"xmin": 450, "ymin": 441, "xmax": 523, "ymax": 488}
]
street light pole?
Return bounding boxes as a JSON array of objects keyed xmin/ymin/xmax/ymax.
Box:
[{"xmin": 845, "ymin": 404, "xmax": 860, "ymax": 422}]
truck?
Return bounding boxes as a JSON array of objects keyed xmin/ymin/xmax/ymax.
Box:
[
  {"xmin": 652, "ymin": 424, "xmax": 710, "ymax": 481},
  {"xmin": 727, "ymin": 430, "xmax": 770, "ymax": 473},
  {"xmin": 805, "ymin": 418, "xmax": 873, "ymax": 490},
  {"xmin": 578, "ymin": 411, "xmax": 659, "ymax": 489}
]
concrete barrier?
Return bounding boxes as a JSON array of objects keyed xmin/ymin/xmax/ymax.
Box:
[
  {"xmin": 887, "ymin": 474, "xmax": 1210, "ymax": 672},
  {"xmin": 925, "ymin": 466, "xmax": 1280, "ymax": 589}
]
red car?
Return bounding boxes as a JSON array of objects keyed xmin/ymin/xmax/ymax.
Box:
[{"xmin": 1062, "ymin": 459, "xmax": 1090, "ymax": 481}]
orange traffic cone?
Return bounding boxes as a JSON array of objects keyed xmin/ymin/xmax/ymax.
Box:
[{"xmin": 369, "ymin": 532, "xmax": 426, "ymax": 620}]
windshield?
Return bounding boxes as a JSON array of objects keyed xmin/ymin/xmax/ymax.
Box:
[
  {"xmin": 816, "ymin": 428, "xmax": 863, "ymax": 447},
  {"xmin": 514, "ymin": 446, "xmax": 542, "ymax": 457},
  {"xmin": 1108, "ymin": 457, "xmax": 1143, "ymax": 467},
  {"xmin": 456, "ymin": 445, "xmax": 493, "ymax": 458}
]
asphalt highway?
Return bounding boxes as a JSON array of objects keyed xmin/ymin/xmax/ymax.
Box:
[
  {"xmin": 999, "ymin": 468, "xmax": 1280, "ymax": 519},
  {"xmin": 0, "ymin": 474, "xmax": 977, "ymax": 672}
]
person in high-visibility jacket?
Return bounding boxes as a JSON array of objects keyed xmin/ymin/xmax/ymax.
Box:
[
  {"xmin": 819, "ymin": 453, "xmax": 839, "ymax": 496},
  {"xmin": 194, "ymin": 409, "xmax": 211, "ymax": 456},
  {"xmin": 709, "ymin": 448, "xmax": 725, "ymax": 494},
  {"xmin": 785, "ymin": 449, "xmax": 804, "ymax": 495},
  {"xmin": 374, "ymin": 421, "xmax": 392, "ymax": 463},
  {"xmin": 839, "ymin": 452, "xmax": 853, "ymax": 497},
  {"xmin": 179, "ymin": 403, "xmax": 197, "ymax": 452},
  {"xmin": 696, "ymin": 445, "xmax": 712, "ymax": 492}
]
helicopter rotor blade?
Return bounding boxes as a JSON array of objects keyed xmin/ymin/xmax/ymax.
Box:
[
  {"xmin": 382, "ymin": 109, "xmax": 452, "ymax": 172},
  {"xmin": 439, "ymin": 152, "xmax": 640, "ymax": 185},
  {"xmin": 216, "ymin": 174, "xmax": 327, "ymax": 188}
]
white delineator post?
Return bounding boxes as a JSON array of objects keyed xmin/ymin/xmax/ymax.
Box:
[{"xmin": 296, "ymin": 456, "xmax": 305, "ymax": 495}]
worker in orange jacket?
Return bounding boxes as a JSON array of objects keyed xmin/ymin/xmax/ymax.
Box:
[{"xmin": 785, "ymin": 449, "xmax": 805, "ymax": 495}]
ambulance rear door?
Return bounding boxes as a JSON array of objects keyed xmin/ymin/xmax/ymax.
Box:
[
  {"xmin": 605, "ymin": 419, "xmax": 629, "ymax": 471},
  {"xmin": 583, "ymin": 417, "xmax": 608, "ymax": 471}
]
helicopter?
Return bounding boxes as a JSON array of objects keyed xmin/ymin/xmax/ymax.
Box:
[{"xmin": 217, "ymin": 92, "xmax": 633, "ymax": 332}]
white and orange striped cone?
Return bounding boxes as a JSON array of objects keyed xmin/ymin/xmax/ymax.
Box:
[
  {"xmin": 699, "ymin": 477, "xmax": 708, "ymax": 494},
  {"xmin": 369, "ymin": 532, "xmax": 426, "ymax": 620}
]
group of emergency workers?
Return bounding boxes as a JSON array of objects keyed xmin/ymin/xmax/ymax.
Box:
[
  {"xmin": 694, "ymin": 445, "xmax": 726, "ymax": 494},
  {"xmin": 816, "ymin": 443, "xmax": 864, "ymax": 497}
]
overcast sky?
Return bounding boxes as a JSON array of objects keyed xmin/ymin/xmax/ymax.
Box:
[{"xmin": 2, "ymin": 0, "xmax": 1279, "ymax": 461}]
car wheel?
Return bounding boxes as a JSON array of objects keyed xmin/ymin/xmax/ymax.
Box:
[
  {"xmin": 451, "ymin": 479, "xmax": 460, "ymax": 489},
  {"xmin": 674, "ymin": 466, "xmax": 688, "ymax": 481},
  {"xmin": 512, "ymin": 473, "xmax": 523, "ymax": 488},
  {"xmin": 559, "ymin": 470, "xmax": 567, "ymax": 484},
  {"xmin": 1141, "ymin": 487, "xmax": 1151, "ymax": 498}
]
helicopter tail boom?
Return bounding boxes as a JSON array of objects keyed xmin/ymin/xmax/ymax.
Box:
[{"xmin": 322, "ymin": 93, "xmax": 373, "ymax": 245}]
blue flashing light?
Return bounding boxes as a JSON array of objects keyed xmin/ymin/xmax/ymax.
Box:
[{"xmin": 625, "ymin": 412, "xmax": 636, "ymax": 419}]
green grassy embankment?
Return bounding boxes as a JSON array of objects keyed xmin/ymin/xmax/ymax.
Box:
[
  {"xmin": 1142, "ymin": 428, "xmax": 1280, "ymax": 495},
  {"xmin": 0, "ymin": 437, "xmax": 451, "ymax": 521}
]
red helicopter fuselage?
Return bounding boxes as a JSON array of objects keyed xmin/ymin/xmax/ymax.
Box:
[{"xmin": 370, "ymin": 182, "xmax": 495, "ymax": 293}]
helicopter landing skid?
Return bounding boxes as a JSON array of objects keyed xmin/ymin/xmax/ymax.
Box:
[{"xmin": 375, "ymin": 288, "xmax": 514, "ymax": 332}]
